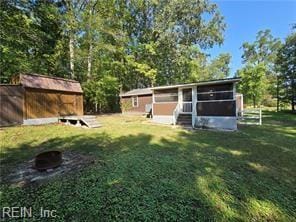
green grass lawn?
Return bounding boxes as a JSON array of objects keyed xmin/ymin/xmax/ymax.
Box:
[{"xmin": 1, "ymin": 111, "xmax": 295, "ymax": 221}]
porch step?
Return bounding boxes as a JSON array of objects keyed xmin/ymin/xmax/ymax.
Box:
[
  {"xmin": 81, "ymin": 117, "xmax": 101, "ymax": 128},
  {"xmin": 176, "ymin": 114, "xmax": 192, "ymax": 126},
  {"xmin": 178, "ymin": 115, "xmax": 191, "ymax": 119},
  {"xmin": 59, "ymin": 116, "xmax": 101, "ymax": 128}
]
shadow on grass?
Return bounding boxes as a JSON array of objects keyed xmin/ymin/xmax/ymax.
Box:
[{"xmin": 1, "ymin": 118, "xmax": 295, "ymax": 221}]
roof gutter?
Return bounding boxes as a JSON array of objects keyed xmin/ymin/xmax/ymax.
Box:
[
  {"xmin": 151, "ymin": 78, "xmax": 241, "ymax": 90},
  {"xmin": 120, "ymin": 92, "xmax": 152, "ymax": 97}
]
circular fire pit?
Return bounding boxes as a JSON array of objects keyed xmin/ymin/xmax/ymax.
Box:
[{"xmin": 35, "ymin": 151, "xmax": 63, "ymax": 171}]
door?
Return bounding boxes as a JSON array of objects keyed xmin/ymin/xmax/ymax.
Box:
[
  {"xmin": 59, "ymin": 94, "xmax": 76, "ymax": 116},
  {"xmin": 182, "ymin": 88, "xmax": 192, "ymax": 113}
]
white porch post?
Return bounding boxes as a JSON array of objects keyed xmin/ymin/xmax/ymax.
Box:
[
  {"xmin": 233, "ymin": 83, "xmax": 237, "ymax": 117},
  {"xmin": 192, "ymin": 86, "xmax": 197, "ymax": 127},
  {"xmin": 152, "ymin": 89, "xmax": 155, "ymax": 116},
  {"xmin": 178, "ymin": 87, "xmax": 182, "ymax": 111}
]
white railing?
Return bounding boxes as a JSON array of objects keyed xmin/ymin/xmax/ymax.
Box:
[
  {"xmin": 238, "ymin": 108, "xmax": 262, "ymax": 125},
  {"xmin": 173, "ymin": 103, "xmax": 181, "ymax": 125},
  {"xmin": 182, "ymin": 102, "xmax": 192, "ymax": 113}
]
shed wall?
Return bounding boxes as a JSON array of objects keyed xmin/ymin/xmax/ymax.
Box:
[
  {"xmin": 25, "ymin": 88, "xmax": 83, "ymax": 119},
  {"xmin": 0, "ymin": 85, "xmax": 24, "ymax": 126}
]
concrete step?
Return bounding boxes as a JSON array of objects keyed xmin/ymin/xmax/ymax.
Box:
[
  {"xmin": 82, "ymin": 117, "xmax": 97, "ymax": 121},
  {"xmin": 177, "ymin": 120, "xmax": 192, "ymax": 123},
  {"xmin": 177, "ymin": 118, "xmax": 192, "ymax": 121},
  {"xmin": 178, "ymin": 114, "xmax": 191, "ymax": 119},
  {"xmin": 83, "ymin": 120, "xmax": 97, "ymax": 124},
  {"xmin": 177, "ymin": 123, "xmax": 192, "ymax": 127},
  {"xmin": 178, "ymin": 114, "xmax": 192, "ymax": 117},
  {"xmin": 81, "ymin": 117, "xmax": 101, "ymax": 128},
  {"xmin": 177, "ymin": 117, "xmax": 191, "ymax": 120},
  {"xmin": 177, "ymin": 121, "xmax": 192, "ymax": 125},
  {"xmin": 88, "ymin": 124, "xmax": 101, "ymax": 128}
]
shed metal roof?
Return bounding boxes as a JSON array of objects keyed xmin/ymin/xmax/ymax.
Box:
[{"xmin": 16, "ymin": 73, "xmax": 83, "ymax": 93}]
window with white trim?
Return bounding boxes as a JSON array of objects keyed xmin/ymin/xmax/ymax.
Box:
[{"xmin": 132, "ymin": 96, "xmax": 138, "ymax": 107}]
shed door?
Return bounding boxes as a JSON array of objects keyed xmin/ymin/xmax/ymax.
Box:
[
  {"xmin": 59, "ymin": 94, "xmax": 76, "ymax": 116},
  {"xmin": 0, "ymin": 95, "xmax": 23, "ymax": 126}
]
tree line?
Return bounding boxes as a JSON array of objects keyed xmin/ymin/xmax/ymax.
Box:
[
  {"xmin": 237, "ymin": 29, "xmax": 295, "ymax": 112},
  {"xmin": 1, "ymin": 0, "xmax": 295, "ymax": 112}
]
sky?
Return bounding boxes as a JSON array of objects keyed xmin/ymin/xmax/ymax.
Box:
[{"xmin": 207, "ymin": 0, "xmax": 296, "ymax": 76}]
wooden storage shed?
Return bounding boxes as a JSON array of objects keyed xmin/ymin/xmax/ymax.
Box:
[
  {"xmin": 0, "ymin": 73, "xmax": 83, "ymax": 126},
  {"xmin": 0, "ymin": 85, "xmax": 24, "ymax": 126}
]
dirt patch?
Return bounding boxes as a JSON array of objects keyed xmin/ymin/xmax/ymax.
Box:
[{"xmin": 3, "ymin": 151, "xmax": 97, "ymax": 188}]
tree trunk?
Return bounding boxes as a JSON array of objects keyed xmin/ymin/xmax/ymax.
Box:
[
  {"xmin": 69, "ymin": 34, "xmax": 75, "ymax": 79},
  {"xmin": 253, "ymin": 95, "xmax": 256, "ymax": 108},
  {"xmin": 87, "ymin": 5, "xmax": 93, "ymax": 81},
  {"xmin": 87, "ymin": 42, "xmax": 93, "ymax": 80},
  {"xmin": 277, "ymin": 75, "xmax": 279, "ymax": 112},
  {"xmin": 291, "ymin": 78, "xmax": 295, "ymax": 112}
]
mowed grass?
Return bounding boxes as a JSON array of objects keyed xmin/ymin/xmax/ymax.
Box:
[{"xmin": 0, "ymin": 111, "xmax": 295, "ymax": 221}]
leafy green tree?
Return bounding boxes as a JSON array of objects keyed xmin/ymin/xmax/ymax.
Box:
[
  {"xmin": 189, "ymin": 50, "xmax": 231, "ymax": 82},
  {"xmin": 119, "ymin": 0, "xmax": 226, "ymax": 86},
  {"xmin": 241, "ymin": 29, "xmax": 282, "ymax": 102},
  {"xmin": 207, "ymin": 53, "xmax": 231, "ymax": 79},
  {"xmin": 276, "ymin": 30, "xmax": 296, "ymax": 112},
  {"xmin": 0, "ymin": 0, "xmax": 227, "ymax": 112},
  {"xmin": 242, "ymin": 30, "xmax": 281, "ymax": 68},
  {"xmin": 83, "ymin": 76, "xmax": 120, "ymax": 113},
  {"xmin": 237, "ymin": 63, "xmax": 267, "ymax": 107},
  {"xmin": 0, "ymin": 0, "xmax": 65, "ymax": 82}
]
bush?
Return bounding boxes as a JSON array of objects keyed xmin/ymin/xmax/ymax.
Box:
[
  {"xmin": 83, "ymin": 76, "xmax": 120, "ymax": 113},
  {"xmin": 261, "ymin": 95, "xmax": 277, "ymax": 107}
]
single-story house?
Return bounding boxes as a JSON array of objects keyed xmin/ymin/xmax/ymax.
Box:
[
  {"xmin": 120, "ymin": 88, "xmax": 153, "ymax": 114},
  {"xmin": 0, "ymin": 73, "xmax": 83, "ymax": 126},
  {"xmin": 120, "ymin": 78, "xmax": 242, "ymax": 130}
]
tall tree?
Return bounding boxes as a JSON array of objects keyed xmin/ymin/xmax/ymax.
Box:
[
  {"xmin": 208, "ymin": 53, "xmax": 231, "ymax": 79},
  {"xmin": 238, "ymin": 30, "xmax": 282, "ymax": 106},
  {"xmin": 242, "ymin": 29, "xmax": 281, "ymax": 71},
  {"xmin": 62, "ymin": 0, "xmax": 88, "ymax": 79},
  {"xmin": 276, "ymin": 30, "xmax": 296, "ymax": 112},
  {"xmin": 120, "ymin": 0, "xmax": 226, "ymax": 87},
  {"xmin": 237, "ymin": 63, "xmax": 268, "ymax": 107},
  {"xmin": 0, "ymin": 0, "xmax": 227, "ymax": 112},
  {"xmin": 189, "ymin": 50, "xmax": 231, "ymax": 82},
  {"xmin": 0, "ymin": 0, "xmax": 65, "ymax": 82}
]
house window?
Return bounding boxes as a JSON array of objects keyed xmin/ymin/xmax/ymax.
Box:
[
  {"xmin": 132, "ymin": 96, "xmax": 138, "ymax": 107},
  {"xmin": 196, "ymin": 84, "xmax": 236, "ymax": 116},
  {"xmin": 154, "ymin": 89, "xmax": 178, "ymax": 102},
  {"xmin": 197, "ymin": 84, "xmax": 234, "ymax": 101}
]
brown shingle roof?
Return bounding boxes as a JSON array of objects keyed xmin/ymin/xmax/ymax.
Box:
[{"xmin": 17, "ymin": 73, "xmax": 83, "ymax": 93}]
